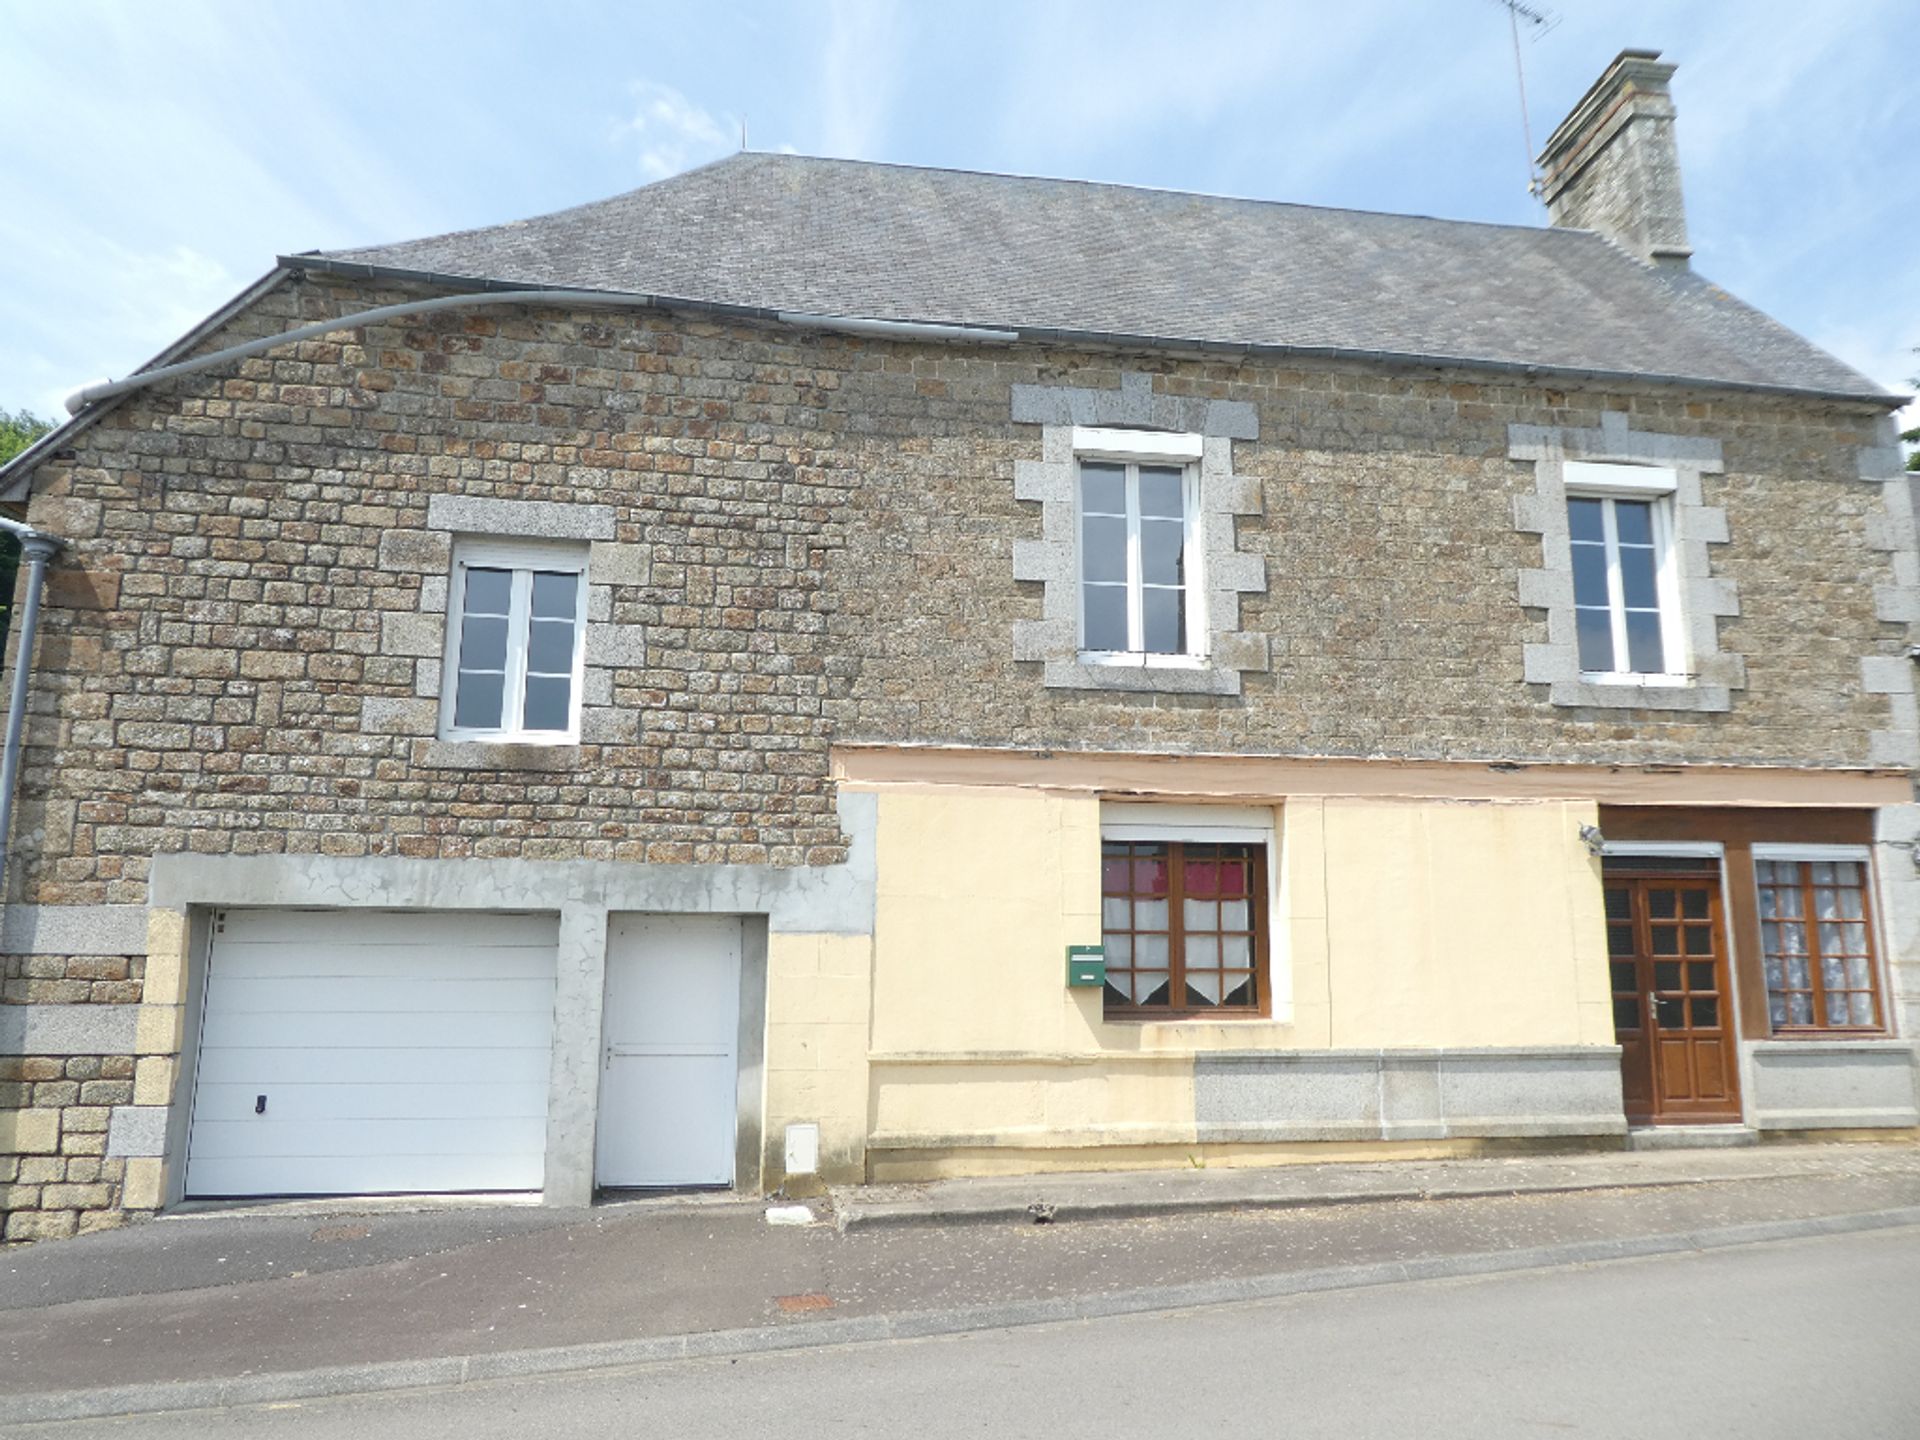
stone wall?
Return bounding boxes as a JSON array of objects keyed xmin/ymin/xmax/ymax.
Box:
[
  {"xmin": 2, "ymin": 270, "xmax": 1904, "ymax": 916},
  {"xmin": 829, "ymin": 364, "xmax": 1899, "ymax": 766},
  {"xmin": 0, "ymin": 955, "xmax": 146, "ymax": 1240},
  {"xmin": 13, "ymin": 274, "xmax": 860, "ymax": 908},
  {"xmin": 0, "ymin": 1053, "xmax": 137, "ymax": 1240}
]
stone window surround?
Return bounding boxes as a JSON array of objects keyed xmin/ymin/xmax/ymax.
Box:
[
  {"xmin": 1010, "ymin": 372, "xmax": 1270, "ymax": 696},
  {"xmin": 1510, "ymin": 412, "xmax": 1742, "ymax": 713},
  {"xmin": 1858, "ymin": 417, "xmax": 1920, "ymax": 770},
  {"xmin": 366, "ymin": 495, "xmax": 652, "ymax": 767}
]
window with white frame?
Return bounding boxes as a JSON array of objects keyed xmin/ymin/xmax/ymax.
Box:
[
  {"xmin": 439, "ymin": 540, "xmax": 588, "ymax": 743},
  {"xmin": 1075, "ymin": 429, "xmax": 1205, "ymax": 663},
  {"xmin": 1565, "ymin": 462, "xmax": 1685, "ymax": 680}
]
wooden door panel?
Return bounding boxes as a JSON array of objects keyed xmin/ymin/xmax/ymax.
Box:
[
  {"xmin": 1604, "ymin": 874, "xmax": 1742, "ymax": 1125},
  {"xmin": 1695, "ymin": 1044, "xmax": 1728, "ymax": 1102},
  {"xmin": 1658, "ymin": 1039, "xmax": 1694, "ymax": 1100}
]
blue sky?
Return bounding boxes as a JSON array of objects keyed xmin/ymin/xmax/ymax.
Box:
[{"xmin": 4, "ymin": 1, "xmax": 1915, "ymax": 431}]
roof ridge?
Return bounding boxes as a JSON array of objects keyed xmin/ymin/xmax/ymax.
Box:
[
  {"xmin": 730, "ymin": 152, "xmax": 1594, "ymax": 242},
  {"xmin": 319, "ymin": 151, "xmax": 1614, "ymax": 260}
]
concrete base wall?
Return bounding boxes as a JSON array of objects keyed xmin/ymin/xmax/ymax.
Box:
[
  {"xmin": 865, "ymin": 1134, "xmax": 1617, "ymax": 1183},
  {"xmin": 1746, "ymin": 1040, "xmax": 1920, "ymax": 1130},
  {"xmin": 1194, "ymin": 1046, "xmax": 1628, "ymax": 1142}
]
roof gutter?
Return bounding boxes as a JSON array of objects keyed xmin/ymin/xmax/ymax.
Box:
[
  {"xmin": 777, "ymin": 311, "xmax": 1018, "ymax": 344},
  {"xmin": 997, "ymin": 325, "xmax": 1908, "ymax": 410},
  {"xmin": 35, "ymin": 253, "xmax": 1911, "ymax": 433},
  {"xmin": 55, "ymin": 265, "xmax": 1023, "ymax": 419},
  {"xmin": 0, "ymin": 269, "xmax": 294, "ymax": 500},
  {"xmin": 285, "ymin": 256, "xmax": 1909, "ymax": 411},
  {"xmin": 63, "ymin": 285, "xmax": 667, "ymax": 415}
]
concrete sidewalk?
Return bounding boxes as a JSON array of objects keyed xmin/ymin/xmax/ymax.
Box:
[{"xmin": 3, "ymin": 1139, "xmax": 1917, "ymax": 1425}]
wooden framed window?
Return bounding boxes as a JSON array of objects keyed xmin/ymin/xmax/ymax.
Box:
[
  {"xmin": 438, "ymin": 539, "xmax": 588, "ymax": 744},
  {"xmin": 1076, "ymin": 436, "xmax": 1203, "ymax": 663},
  {"xmin": 1755, "ymin": 854, "xmax": 1884, "ymax": 1032},
  {"xmin": 1564, "ymin": 462, "xmax": 1685, "ymax": 681},
  {"xmin": 1100, "ymin": 839, "xmax": 1268, "ymax": 1017}
]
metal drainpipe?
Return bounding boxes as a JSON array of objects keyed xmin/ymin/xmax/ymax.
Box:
[{"xmin": 0, "ymin": 525, "xmax": 67, "ymax": 898}]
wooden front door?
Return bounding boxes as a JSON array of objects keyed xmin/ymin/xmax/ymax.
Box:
[{"xmin": 1604, "ymin": 872, "xmax": 1741, "ymax": 1124}]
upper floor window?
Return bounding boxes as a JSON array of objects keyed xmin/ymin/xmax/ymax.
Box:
[
  {"xmin": 1755, "ymin": 850, "xmax": 1885, "ymax": 1033},
  {"xmin": 1565, "ymin": 462, "xmax": 1685, "ymax": 682},
  {"xmin": 439, "ymin": 540, "xmax": 587, "ymax": 744},
  {"xmin": 1075, "ymin": 429, "xmax": 1204, "ymax": 664}
]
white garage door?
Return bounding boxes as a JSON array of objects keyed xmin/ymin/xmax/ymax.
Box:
[{"xmin": 185, "ymin": 909, "xmax": 557, "ymax": 1197}]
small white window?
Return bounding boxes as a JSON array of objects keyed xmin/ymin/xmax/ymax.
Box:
[
  {"xmin": 439, "ymin": 540, "xmax": 588, "ymax": 744},
  {"xmin": 1074, "ymin": 429, "xmax": 1205, "ymax": 664},
  {"xmin": 1564, "ymin": 463, "xmax": 1685, "ymax": 681}
]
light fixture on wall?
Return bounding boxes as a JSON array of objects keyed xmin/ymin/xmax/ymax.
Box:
[{"xmin": 1579, "ymin": 824, "xmax": 1605, "ymax": 858}]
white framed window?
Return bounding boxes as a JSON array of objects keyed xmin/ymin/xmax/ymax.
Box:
[
  {"xmin": 438, "ymin": 539, "xmax": 588, "ymax": 744},
  {"xmin": 1074, "ymin": 428, "xmax": 1206, "ymax": 665},
  {"xmin": 1564, "ymin": 462, "xmax": 1686, "ymax": 683}
]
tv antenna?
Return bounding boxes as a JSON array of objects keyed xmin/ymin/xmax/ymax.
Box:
[{"xmin": 1491, "ymin": 0, "xmax": 1558, "ymax": 199}]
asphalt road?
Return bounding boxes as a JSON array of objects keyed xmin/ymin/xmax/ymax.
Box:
[{"xmin": 12, "ymin": 1224, "xmax": 1916, "ymax": 1439}]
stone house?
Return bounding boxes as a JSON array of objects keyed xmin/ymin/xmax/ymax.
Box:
[{"xmin": 1, "ymin": 50, "xmax": 1915, "ymax": 1241}]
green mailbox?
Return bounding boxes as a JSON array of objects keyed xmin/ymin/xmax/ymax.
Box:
[{"xmin": 1066, "ymin": 944, "xmax": 1106, "ymax": 988}]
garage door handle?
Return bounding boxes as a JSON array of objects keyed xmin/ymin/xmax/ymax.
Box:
[{"xmin": 255, "ymin": 1094, "xmax": 267, "ymax": 1115}]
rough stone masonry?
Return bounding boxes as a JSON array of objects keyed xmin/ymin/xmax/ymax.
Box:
[{"xmin": 0, "ymin": 263, "xmax": 1909, "ymax": 1238}]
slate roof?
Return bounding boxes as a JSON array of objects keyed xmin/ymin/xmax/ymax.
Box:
[{"xmin": 308, "ymin": 153, "xmax": 1888, "ymax": 402}]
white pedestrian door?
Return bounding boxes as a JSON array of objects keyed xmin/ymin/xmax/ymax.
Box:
[{"xmin": 595, "ymin": 915, "xmax": 742, "ymax": 1188}]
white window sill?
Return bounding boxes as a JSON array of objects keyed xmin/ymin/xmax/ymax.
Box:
[
  {"xmin": 1044, "ymin": 655, "xmax": 1241, "ymax": 695},
  {"xmin": 438, "ymin": 730, "xmax": 581, "ymax": 747},
  {"xmin": 1578, "ymin": 671, "xmax": 1695, "ymax": 688},
  {"xmin": 1077, "ymin": 651, "xmax": 1210, "ymax": 670}
]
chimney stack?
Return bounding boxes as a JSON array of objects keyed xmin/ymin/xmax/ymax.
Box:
[{"xmin": 1538, "ymin": 50, "xmax": 1691, "ymax": 268}]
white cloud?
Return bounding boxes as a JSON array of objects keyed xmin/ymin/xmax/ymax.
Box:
[
  {"xmin": 989, "ymin": 3, "xmax": 1320, "ymax": 159},
  {"xmin": 0, "ymin": 204, "xmax": 241, "ymax": 417},
  {"xmin": 612, "ymin": 81, "xmax": 738, "ymax": 180},
  {"xmin": 817, "ymin": 0, "xmax": 902, "ymax": 158},
  {"xmin": 977, "ymin": 1, "xmax": 1521, "ymax": 210}
]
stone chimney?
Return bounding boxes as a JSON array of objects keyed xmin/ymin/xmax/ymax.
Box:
[{"xmin": 1538, "ymin": 50, "xmax": 1691, "ymax": 267}]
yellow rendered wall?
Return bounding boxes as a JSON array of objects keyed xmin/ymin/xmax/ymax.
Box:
[
  {"xmin": 1295, "ymin": 796, "xmax": 1615, "ymax": 1048},
  {"xmin": 864, "ymin": 785, "xmax": 1196, "ymax": 1147},
  {"xmin": 762, "ymin": 931, "xmax": 873, "ymax": 1186},
  {"xmin": 868, "ymin": 785, "xmax": 1105, "ymax": 1056},
  {"xmin": 861, "ymin": 785, "xmax": 1614, "ymax": 1158}
]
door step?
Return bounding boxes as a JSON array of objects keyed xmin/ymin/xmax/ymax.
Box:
[{"xmin": 1626, "ymin": 1125, "xmax": 1758, "ymax": 1151}]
